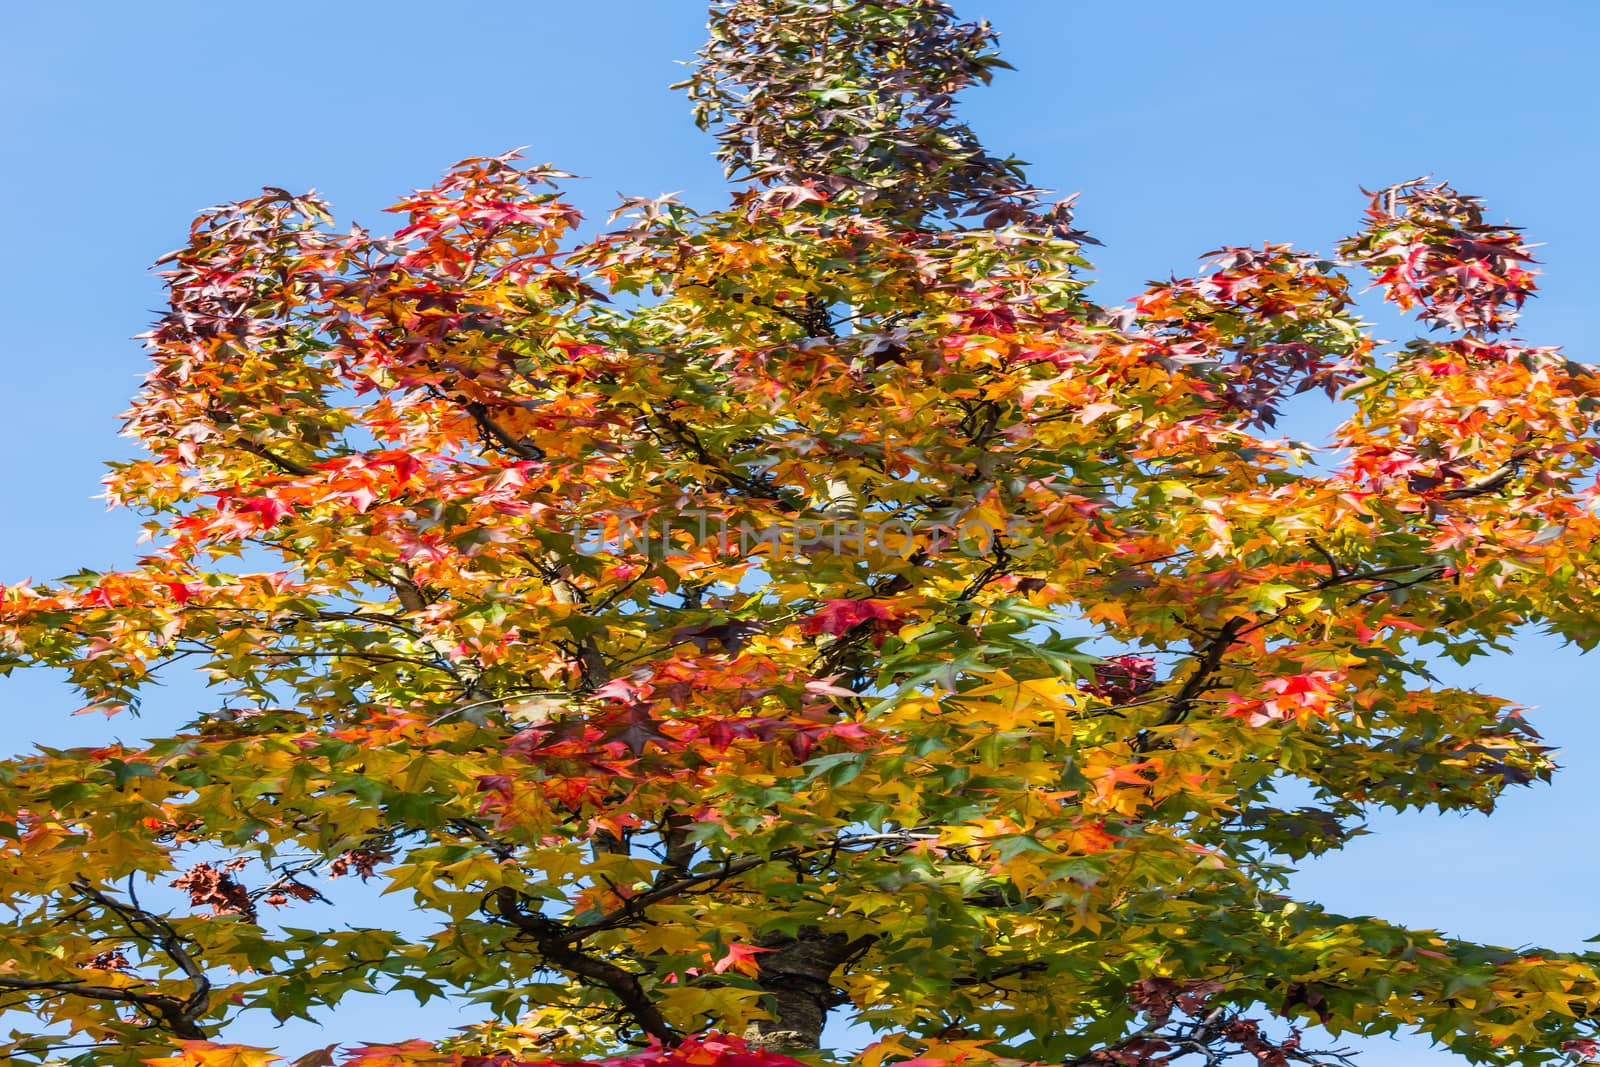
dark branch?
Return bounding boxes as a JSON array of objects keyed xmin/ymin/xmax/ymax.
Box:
[
  {"xmin": 464, "ymin": 400, "xmax": 547, "ymax": 462},
  {"xmin": 650, "ymin": 412, "xmax": 801, "ymax": 513},
  {"xmin": 1438, "ymin": 447, "xmax": 1535, "ymax": 500},
  {"xmin": 487, "ymin": 888, "xmax": 680, "ymax": 1046}
]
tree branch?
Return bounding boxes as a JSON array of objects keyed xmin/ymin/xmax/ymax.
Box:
[
  {"xmin": 464, "ymin": 400, "xmax": 546, "ymax": 462},
  {"xmin": 650, "ymin": 412, "xmax": 801, "ymax": 513},
  {"xmin": 234, "ymin": 440, "xmax": 317, "ymax": 477},
  {"xmin": 0, "ymin": 976, "xmax": 205, "ymax": 1039},
  {"xmin": 73, "ymin": 879, "xmax": 211, "ymax": 1032},
  {"xmin": 1136, "ymin": 617, "xmax": 1247, "ymax": 750},
  {"xmin": 555, "ymin": 831, "xmax": 937, "ymax": 943},
  {"xmin": 1438, "ymin": 447, "xmax": 1535, "ymax": 500},
  {"xmin": 487, "ymin": 888, "xmax": 679, "ymax": 1046}
]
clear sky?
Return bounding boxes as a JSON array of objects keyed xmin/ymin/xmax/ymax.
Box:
[{"xmin": 1, "ymin": 2, "xmax": 1598, "ymax": 1063}]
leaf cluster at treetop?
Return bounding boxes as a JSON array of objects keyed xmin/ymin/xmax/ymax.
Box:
[{"xmin": 2, "ymin": 2, "xmax": 1600, "ymax": 1065}]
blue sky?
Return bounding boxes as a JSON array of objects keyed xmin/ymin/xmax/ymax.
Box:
[{"xmin": 2, "ymin": 2, "xmax": 1598, "ymax": 1063}]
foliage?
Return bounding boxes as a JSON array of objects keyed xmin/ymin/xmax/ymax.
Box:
[{"xmin": 3, "ymin": 2, "xmax": 1600, "ymax": 1066}]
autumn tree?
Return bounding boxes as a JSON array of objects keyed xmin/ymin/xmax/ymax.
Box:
[{"xmin": 5, "ymin": 2, "xmax": 1600, "ymax": 1066}]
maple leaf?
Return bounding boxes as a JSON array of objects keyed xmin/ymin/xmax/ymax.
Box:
[
  {"xmin": 289, "ymin": 1049, "xmax": 339, "ymax": 1067},
  {"xmin": 605, "ymin": 706, "xmax": 674, "ymax": 756},
  {"xmin": 1081, "ymin": 654, "xmax": 1157, "ymax": 703},
  {"xmin": 233, "ymin": 494, "xmax": 295, "ymax": 528},
  {"xmin": 2, "ymin": 3, "xmax": 1596, "ymax": 1064},
  {"xmin": 145, "ymin": 1043, "xmax": 282, "ymax": 1067},
  {"xmin": 712, "ymin": 942, "xmax": 774, "ymax": 976},
  {"xmin": 801, "ymin": 598, "xmax": 902, "ymax": 637}
]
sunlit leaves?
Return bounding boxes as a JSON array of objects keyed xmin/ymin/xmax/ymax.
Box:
[{"xmin": 0, "ymin": 3, "xmax": 1598, "ymax": 1066}]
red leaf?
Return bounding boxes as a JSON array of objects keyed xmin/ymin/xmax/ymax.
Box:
[
  {"xmin": 801, "ymin": 598, "xmax": 900, "ymax": 637},
  {"xmin": 712, "ymin": 942, "xmax": 774, "ymax": 976}
]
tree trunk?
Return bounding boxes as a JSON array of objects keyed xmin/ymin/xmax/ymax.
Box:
[{"xmin": 743, "ymin": 930, "xmax": 869, "ymax": 1052}]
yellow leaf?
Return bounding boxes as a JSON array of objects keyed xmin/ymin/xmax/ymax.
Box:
[{"xmin": 144, "ymin": 1042, "xmax": 281, "ymax": 1067}]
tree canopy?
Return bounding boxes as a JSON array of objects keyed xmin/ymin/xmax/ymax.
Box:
[{"xmin": 3, "ymin": 2, "xmax": 1600, "ymax": 1066}]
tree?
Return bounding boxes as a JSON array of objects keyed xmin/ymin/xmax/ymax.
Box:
[{"xmin": 2, "ymin": 1, "xmax": 1599, "ymax": 1064}]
